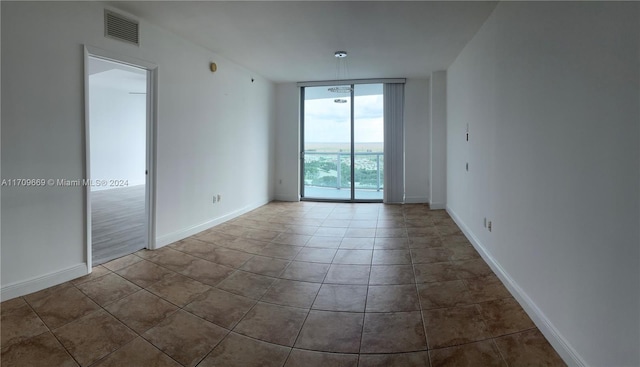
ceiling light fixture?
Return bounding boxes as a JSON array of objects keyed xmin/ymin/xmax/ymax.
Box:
[{"xmin": 328, "ymin": 51, "xmax": 353, "ymax": 97}]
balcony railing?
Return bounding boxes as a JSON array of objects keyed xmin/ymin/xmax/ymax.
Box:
[{"xmin": 303, "ymin": 151, "xmax": 384, "ymax": 191}]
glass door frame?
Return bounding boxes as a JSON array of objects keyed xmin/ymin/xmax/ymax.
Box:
[{"xmin": 299, "ymin": 83, "xmax": 380, "ymax": 203}]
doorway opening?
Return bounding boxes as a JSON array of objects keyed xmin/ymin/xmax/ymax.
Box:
[
  {"xmin": 301, "ymin": 83, "xmax": 384, "ymax": 202},
  {"xmin": 85, "ymin": 50, "xmax": 155, "ymax": 266}
]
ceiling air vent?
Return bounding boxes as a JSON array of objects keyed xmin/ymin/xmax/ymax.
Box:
[{"xmin": 104, "ymin": 10, "xmax": 139, "ymax": 46}]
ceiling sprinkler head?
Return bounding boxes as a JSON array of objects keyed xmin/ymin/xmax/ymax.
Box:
[{"xmin": 334, "ymin": 51, "xmax": 348, "ymax": 58}]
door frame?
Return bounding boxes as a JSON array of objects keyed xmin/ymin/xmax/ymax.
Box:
[{"xmin": 83, "ymin": 45, "xmax": 158, "ymax": 272}]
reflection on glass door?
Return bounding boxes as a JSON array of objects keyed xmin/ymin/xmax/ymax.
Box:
[
  {"xmin": 301, "ymin": 84, "xmax": 384, "ymax": 201},
  {"xmin": 353, "ymin": 84, "xmax": 384, "ymax": 200}
]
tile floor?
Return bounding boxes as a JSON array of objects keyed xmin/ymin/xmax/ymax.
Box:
[{"xmin": 0, "ymin": 202, "xmax": 567, "ymax": 367}]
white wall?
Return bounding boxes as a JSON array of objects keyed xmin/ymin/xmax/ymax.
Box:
[
  {"xmin": 429, "ymin": 72, "xmax": 447, "ymax": 209},
  {"xmin": 274, "ymin": 79, "xmax": 430, "ymax": 203},
  {"xmin": 89, "ymin": 70, "xmax": 147, "ymax": 190},
  {"xmin": 1, "ymin": 1, "xmax": 276, "ymax": 299},
  {"xmin": 447, "ymin": 2, "xmax": 639, "ymax": 366},
  {"xmin": 274, "ymin": 83, "xmax": 300, "ymax": 202},
  {"xmin": 404, "ymin": 79, "xmax": 430, "ymax": 203}
]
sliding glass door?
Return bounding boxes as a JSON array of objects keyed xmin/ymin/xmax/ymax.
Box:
[{"xmin": 301, "ymin": 83, "xmax": 384, "ymax": 202}]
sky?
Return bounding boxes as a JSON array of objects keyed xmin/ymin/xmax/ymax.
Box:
[{"xmin": 304, "ymin": 93, "xmax": 383, "ymax": 143}]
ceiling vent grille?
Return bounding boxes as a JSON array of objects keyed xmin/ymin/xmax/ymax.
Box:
[{"xmin": 104, "ymin": 10, "xmax": 139, "ymax": 46}]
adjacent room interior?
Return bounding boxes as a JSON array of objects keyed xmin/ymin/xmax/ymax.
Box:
[
  {"xmin": 88, "ymin": 56, "xmax": 149, "ymax": 265},
  {"xmin": 1, "ymin": 2, "xmax": 638, "ymax": 367}
]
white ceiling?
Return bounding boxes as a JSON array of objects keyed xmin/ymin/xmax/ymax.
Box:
[{"xmin": 111, "ymin": 1, "xmax": 498, "ymax": 83}]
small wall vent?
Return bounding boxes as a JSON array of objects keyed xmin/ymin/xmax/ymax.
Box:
[{"xmin": 104, "ymin": 10, "xmax": 139, "ymax": 46}]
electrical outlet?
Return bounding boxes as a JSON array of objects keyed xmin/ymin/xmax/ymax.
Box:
[{"xmin": 488, "ymin": 221, "xmax": 492, "ymax": 232}]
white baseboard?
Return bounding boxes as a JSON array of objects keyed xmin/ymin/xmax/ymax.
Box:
[
  {"xmin": 273, "ymin": 194, "xmax": 300, "ymax": 202},
  {"xmin": 404, "ymin": 196, "xmax": 429, "ymax": 204},
  {"xmin": 446, "ymin": 205, "xmax": 586, "ymax": 367},
  {"xmin": 1, "ymin": 263, "xmax": 88, "ymax": 301},
  {"xmin": 155, "ymin": 198, "xmax": 271, "ymax": 248},
  {"xmin": 429, "ymin": 202, "xmax": 446, "ymax": 209}
]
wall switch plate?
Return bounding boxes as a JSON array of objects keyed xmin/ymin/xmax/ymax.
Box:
[{"xmin": 484, "ymin": 217, "xmax": 487, "ymax": 227}]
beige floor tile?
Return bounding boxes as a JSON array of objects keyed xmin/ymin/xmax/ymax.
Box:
[
  {"xmin": 102, "ymin": 254, "xmax": 143, "ymax": 272},
  {"xmin": 261, "ymin": 279, "xmax": 321, "ymax": 308},
  {"xmin": 429, "ymin": 340, "xmax": 506, "ymax": 367},
  {"xmin": 369, "ymin": 264, "xmax": 415, "ymax": 285},
  {"xmin": 272, "ymin": 233, "xmax": 311, "ymax": 246},
  {"xmin": 344, "ymin": 228, "xmax": 377, "ymax": 238},
  {"xmin": 54, "ymin": 309, "xmax": 136, "ymax": 367},
  {"xmin": 285, "ymin": 349, "xmax": 358, "ymax": 367},
  {"xmin": 417, "ymin": 280, "xmax": 473, "ymax": 310},
  {"xmin": 286, "ymin": 225, "xmax": 319, "ymax": 236},
  {"xmin": 407, "ymin": 227, "xmax": 439, "ymax": 237},
  {"xmin": 0, "ymin": 331, "xmax": 78, "ymax": 367},
  {"xmin": 372, "ymin": 249, "xmax": 412, "ymax": 265},
  {"xmin": 312, "ymin": 284, "xmax": 367, "ymax": 312},
  {"xmin": 495, "ymin": 329, "xmax": 566, "ymax": 367},
  {"xmin": 240, "ymin": 255, "xmax": 290, "ymax": 277},
  {"xmin": 146, "ymin": 273, "xmax": 211, "ymax": 307},
  {"xmin": 280, "ymin": 261, "xmax": 330, "ymax": 283},
  {"xmin": 366, "ymin": 285, "xmax": 420, "ymax": 312},
  {"xmin": 339, "ymin": 237, "xmax": 375, "ymax": 250},
  {"xmin": 1, "ymin": 300, "xmax": 48, "ymax": 349},
  {"xmin": 76, "ymin": 273, "xmax": 141, "ymax": 306},
  {"xmin": 361, "ymin": 311, "xmax": 426, "ymax": 353},
  {"xmin": 306, "ymin": 236, "xmax": 343, "ymax": 248},
  {"xmin": 295, "ymin": 310, "xmax": 364, "ymax": 353},
  {"xmin": 70, "ymin": 266, "xmax": 111, "ymax": 286},
  {"xmin": 464, "ymin": 275, "xmax": 511, "ymax": 303},
  {"xmin": 333, "ymin": 249, "xmax": 373, "ymax": 265},
  {"xmin": 5, "ymin": 202, "xmax": 564, "ymax": 366},
  {"xmin": 177, "ymin": 258, "xmax": 235, "ymax": 286},
  {"xmin": 144, "ymin": 310, "xmax": 227, "ymax": 367},
  {"xmin": 199, "ymin": 246, "xmax": 253, "ymax": 268},
  {"xmin": 104, "ymin": 289, "xmax": 178, "ymax": 333},
  {"xmin": 477, "ymin": 298, "xmax": 536, "ymax": 337},
  {"xmin": 408, "ymin": 235, "xmax": 444, "ymax": 249},
  {"xmin": 453, "ymin": 259, "xmax": 493, "ymax": 279},
  {"xmin": 294, "ymin": 248, "xmax": 337, "ymax": 263},
  {"xmin": 91, "ymin": 337, "xmax": 180, "ymax": 367},
  {"xmin": 184, "ymin": 288, "xmax": 256, "ymax": 329},
  {"xmin": 413, "ymin": 262, "xmax": 458, "ymax": 283},
  {"xmin": 325, "ymin": 264, "xmax": 370, "ymax": 285},
  {"xmin": 199, "ymin": 332, "xmax": 290, "ymax": 367},
  {"xmin": 423, "ymin": 305, "xmax": 490, "ymax": 349},
  {"xmin": 411, "ymin": 248, "xmax": 453, "ymax": 264},
  {"xmin": 217, "ymin": 270, "xmax": 275, "ymax": 299},
  {"xmin": 228, "ymin": 237, "xmax": 269, "ymax": 254},
  {"xmin": 141, "ymin": 247, "xmax": 199, "ymax": 271},
  {"xmin": 115, "ymin": 259, "xmax": 174, "ymax": 288},
  {"xmin": 448, "ymin": 245, "xmax": 480, "ymax": 261},
  {"xmin": 358, "ymin": 351, "xmax": 430, "ymax": 367},
  {"xmin": 234, "ymin": 302, "xmax": 308, "ymax": 346},
  {"xmin": 373, "ymin": 237, "xmax": 409, "ymax": 249},
  {"xmin": 375, "ymin": 228, "xmax": 408, "ymax": 238},
  {"xmin": 25, "ymin": 285, "xmax": 101, "ymax": 329},
  {"xmin": 315, "ymin": 227, "xmax": 348, "ymax": 237},
  {"xmin": 258, "ymin": 243, "xmax": 303, "ymax": 260}
]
